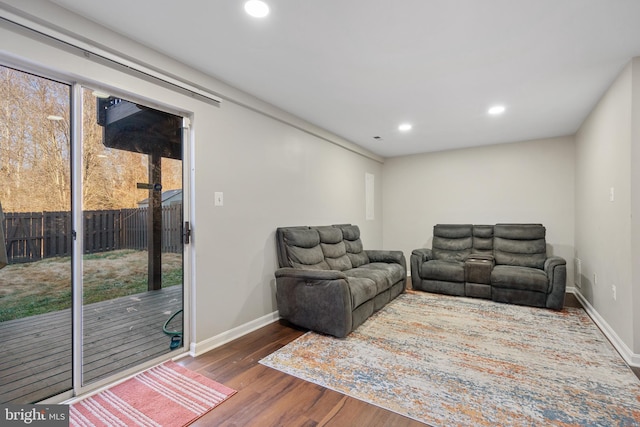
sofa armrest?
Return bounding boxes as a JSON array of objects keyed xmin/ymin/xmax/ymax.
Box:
[
  {"xmin": 409, "ymin": 248, "xmax": 432, "ymax": 289},
  {"xmin": 366, "ymin": 250, "xmax": 407, "ymax": 277},
  {"xmin": 466, "ymin": 253, "xmax": 494, "ymax": 263},
  {"xmin": 366, "ymin": 249, "xmax": 405, "ymax": 265},
  {"xmin": 544, "ymin": 256, "xmax": 566, "ymax": 274},
  {"xmin": 275, "ymin": 267, "xmax": 347, "ymax": 281},
  {"xmin": 411, "ymin": 248, "xmax": 433, "ymax": 263},
  {"xmin": 544, "ymin": 256, "xmax": 567, "ymax": 310},
  {"xmin": 275, "ymin": 268, "xmax": 352, "ymax": 338}
]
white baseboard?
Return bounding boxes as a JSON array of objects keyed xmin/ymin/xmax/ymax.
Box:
[
  {"xmin": 190, "ymin": 311, "xmax": 280, "ymax": 357},
  {"xmin": 572, "ymin": 289, "xmax": 640, "ymax": 368}
]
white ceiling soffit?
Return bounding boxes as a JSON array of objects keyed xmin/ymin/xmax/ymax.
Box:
[{"xmin": 48, "ymin": 0, "xmax": 640, "ymax": 158}]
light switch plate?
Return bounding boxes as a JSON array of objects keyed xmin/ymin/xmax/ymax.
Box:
[{"xmin": 214, "ymin": 192, "xmax": 223, "ymax": 206}]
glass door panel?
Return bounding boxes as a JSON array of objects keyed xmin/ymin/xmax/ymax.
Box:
[
  {"xmin": 80, "ymin": 89, "xmax": 184, "ymax": 385},
  {"xmin": 0, "ymin": 65, "xmax": 72, "ymax": 403}
]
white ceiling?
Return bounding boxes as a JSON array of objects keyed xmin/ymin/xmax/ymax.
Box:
[{"xmin": 49, "ymin": 0, "xmax": 640, "ymax": 158}]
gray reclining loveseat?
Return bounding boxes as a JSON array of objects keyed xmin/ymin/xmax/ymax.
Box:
[
  {"xmin": 410, "ymin": 223, "xmax": 566, "ymax": 310},
  {"xmin": 275, "ymin": 224, "xmax": 406, "ymax": 337}
]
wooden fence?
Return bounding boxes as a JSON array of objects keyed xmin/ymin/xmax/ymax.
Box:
[{"xmin": 3, "ymin": 204, "xmax": 183, "ymax": 264}]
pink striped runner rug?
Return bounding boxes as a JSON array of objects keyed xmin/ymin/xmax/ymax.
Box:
[{"xmin": 70, "ymin": 361, "xmax": 236, "ymax": 427}]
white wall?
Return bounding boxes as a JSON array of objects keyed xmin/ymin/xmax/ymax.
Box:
[
  {"xmin": 0, "ymin": 2, "xmax": 384, "ymax": 353},
  {"xmin": 382, "ymin": 136, "xmax": 576, "ymax": 286},
  {"xmin": 575, "ymin": 59, "xmax": 635, "ymax": 353},
  {"xmin": 632, "ymin": 58, "xmax": 640, "ymax": 356},
  {"xmin": 194, "ymin": 99, "xmax": 383, "ymax": 343}
]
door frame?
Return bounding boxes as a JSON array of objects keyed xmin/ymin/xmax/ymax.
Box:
[
  {"xmin": 0, "ymin": 59, "xmax": 194, "ymax": 402},
  {"xmin": 70, "ymin": 83, "xmax": 193, "ymax": 398}
]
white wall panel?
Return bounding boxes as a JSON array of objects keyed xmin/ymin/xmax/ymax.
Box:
[
  {"xmin": 382, "ymin": 136, "xmax": 575, "ymax": 287},
  {"xmin": 575, "ymin": 61, "xmax": 634, "ymax": 351}
]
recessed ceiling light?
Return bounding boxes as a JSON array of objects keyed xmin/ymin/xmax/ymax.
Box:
[
  {"xmin": 244, "ymin": 0, "xmax": 269, "ymax": 18},
  {"xmin": 488, "ymin": 105, "xmax": 506, "ymax": 115},
  {"xmin": 398, "ymin": 123, "xmax": 412, "ymax": 132}
]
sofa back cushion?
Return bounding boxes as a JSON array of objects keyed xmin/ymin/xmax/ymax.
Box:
[
  {"xmin": 432, "ymin": 224, "xmax": 473, "ymax": 262},
  {"xmin": 472, "ymin": 225, "xmax": 494, "ymax": 255},
  {"xmin": 333, "ymin": 224, "xmax": 370, "ymax": 267},
  {"xmin": 276, "ymin": 227, "xmax": 330, "ymax": 270},
  {"xmin": 493, "ymin": 224, "xmax": 546, "ymax": 269},
  {"xmin": 314, "ymin": 226, "xmax": 353, "ymax": 271}
]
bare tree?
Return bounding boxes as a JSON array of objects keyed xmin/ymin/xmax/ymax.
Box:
[
  {"xmin": 0, "ymin": 66, "xmax": 71, "ymax": 212},
  {"xmin": 0, "ymin": 66, "xmax": 183, "ymax": 214}
]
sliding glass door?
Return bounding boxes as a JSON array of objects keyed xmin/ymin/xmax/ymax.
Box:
[
  {"xmin": 0, "ymin": 64, "xmax": 186, "ymax": 402},
  {"xmin": 80, "ymin": 89, "xmax": 184, "ymax": 386},
  {"xmin": 0, "ymin": 65, "xmax": 73, "ymax": 403}
]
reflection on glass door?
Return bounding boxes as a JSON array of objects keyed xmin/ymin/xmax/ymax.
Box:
[
  {"xmin": 81, "ymin": 89, "xmax": 184, "ymax": 385},
  {"xmin": 0, "ymin": 66, "xmax": 72, "ymax": 403}
]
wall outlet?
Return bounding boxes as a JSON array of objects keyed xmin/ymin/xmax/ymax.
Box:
[{"xmin": 612, "ymin": 284, "xmax": 617, "ymax": 301}]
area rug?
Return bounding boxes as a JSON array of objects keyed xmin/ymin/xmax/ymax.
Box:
[
  {"xmin": 70, "ymin": 361, "xmax": 236, "ymax": 427},
  {"xmin": 260, "ymin": 291, "xmax": 640, "ymax": 426}
]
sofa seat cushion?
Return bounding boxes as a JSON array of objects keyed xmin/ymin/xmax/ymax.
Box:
[
  {"xmin": 491, "ymin": 265, "xmax": 549, "ymax": 293},
  {"xmin": 358, "ymin": 262, "xmax": 406, "ymax": 287},
  {"xmin": 347, "ymin": 276, "xmax": 377, "ymax": 308},
  {"xmin": 345, "ymin": 267, "xmax": 391, "ymax": 294},
  {"xmin": 421, "ymin": 260, "xmax": 465, "ymax": 282}
]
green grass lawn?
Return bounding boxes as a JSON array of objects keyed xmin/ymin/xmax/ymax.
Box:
[{"xmin": 0, "ymin": 250, "xmax": 183, "ymax": 322}]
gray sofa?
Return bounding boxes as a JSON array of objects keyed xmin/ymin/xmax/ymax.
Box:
[
  {"xmin": 275, "ymin": 224, "xmax": 406, "ymax": 338},
  {"xmin": 410, "ymin": 223, "xmax": 566, "ymax": 310}
]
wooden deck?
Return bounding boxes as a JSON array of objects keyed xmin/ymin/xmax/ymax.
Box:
[{"xmin": 0, "ymin": 286, "xmax": 182, "ymax": 404}]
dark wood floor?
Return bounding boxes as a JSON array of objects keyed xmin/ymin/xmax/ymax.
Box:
[
  {"xmin": 178, "ymin": 291, "xmax": 640, "ymax": 427},
  {"xmin": 179, "ymin": 320, "xmax": 425, "ymax": 427}
]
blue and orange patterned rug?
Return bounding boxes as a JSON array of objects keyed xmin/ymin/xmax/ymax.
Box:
[{"xmin": 260, "ymin": 291, "xmax": 640, "ymax": 426}]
